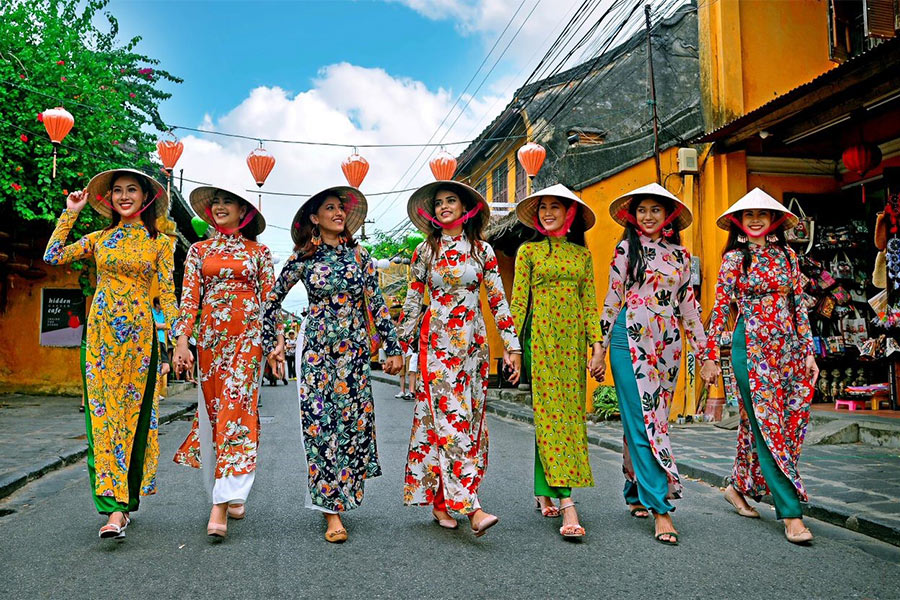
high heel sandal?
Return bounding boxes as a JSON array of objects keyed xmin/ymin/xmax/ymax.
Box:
[
  {"xmin": 558, "ymin": 503, "xmax": 585, "ymax": 539},
  {"xmin": 534, "ymin": 497, "xmax": 560, "ymax": 518}
]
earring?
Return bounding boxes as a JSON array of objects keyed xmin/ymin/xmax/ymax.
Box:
[
  {"xmin": 311, "ymin": 225, "xmax": 322, "ymax": 247},
  {"xmin": 662, "ymin": 225, "xmax": 674, "ymax": 239},
  {"xmin": 338, "ymin": 234, "xmax": 348, "ymax": 245},
  {"xmin": 737, "ymin": 234, "xmax": 748, "ymax": 243},
  {"xmin": 767, "ymin": 233, "xmax": 778, "ymax": 243}
]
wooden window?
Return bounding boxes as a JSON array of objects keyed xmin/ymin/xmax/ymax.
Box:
[
  {"xmin": 492, "ymin": 161, "xmax": 508, "ymax": 204},
  {"xmin": 864, "ymin": 0, "xmax": 897, "ymax": 38},
  {"xmin": 515, "ymin": 159, "xmax": 527, "ymax": 201},
  {"xmin": 829, "ymin": 0, "xmax": 897, "ymax": 63},
  {"xmin": 476, "ymin": 179, "xmax": 487, "ymax": 202}
]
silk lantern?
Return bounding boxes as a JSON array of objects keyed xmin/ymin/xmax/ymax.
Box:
[
  {"xmin": 517, "ymin": 142, "xmax": 546, "ymax": 179},
  {"xmin": 41, "ymin": 107, "xmax": 74, "ymax": 179},
  {"xmin": 247, "ymin": 145, "xmax": 276, "ymax": 208},
  {"xmin": 156, "ymin": 138, "xmax": 184, "ymax": 196},
  {"xmin": 842, "ymin": 143, "xmax": 882, "ymax": 203},
  {"xmin": 429, "ymin": 150, "xmax": 457, "ymax": 180},
  {"xmin": 341, "ymin": 152, "xmax": 369, "ymax": 188}
]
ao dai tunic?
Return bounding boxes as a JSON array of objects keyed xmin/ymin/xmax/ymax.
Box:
[
  {"xmin": 704, "ymin": 245, "xmax": 815, "ymax": 502},
  {"xmin": 262, "ymin": 243, "xmax": 400, "ymax": 513},
  {"xmin": 44, "ymin": 209, "xmax": 178, "ymax": 503},
  {"xmin": 399, "ymin": 235, "xmax": 520, "ymax": 513},
  {"xmin": 172, "ymin": 232, "xmax": 278, "ymax": 483},
  {"xmin": 509, "ymin": 238, "xmax": 601, "ymax": 488},
  {"xmin": 598, "ymin": 236, "xmax": 707, "ymax": 498}
]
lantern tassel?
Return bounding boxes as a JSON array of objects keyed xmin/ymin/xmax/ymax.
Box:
[
  {"xmin": 51, "ymin": 143, "xmax": 58, "ymax": 180},
  {"xmin": 862, "ymin": 183, "xmax": 866, "ymax": 204}
]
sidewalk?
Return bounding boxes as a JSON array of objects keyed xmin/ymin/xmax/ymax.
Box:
[
  {"xmin": 372, "ymin": 372, "xmax": 900, "ymax": 547},
  {"xmin": 0, "ymin": 383, "xmax": 197, "ymax": 500}
]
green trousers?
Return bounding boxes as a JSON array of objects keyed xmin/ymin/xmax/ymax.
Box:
[
  {"xmin": 83, "ymin": 334, "xmax": 157, "ymax": 515},
  {"xmin": 732, "ymin": 318, "xmax": 802, "ymax": 520},
  {"xmin": 533, "ymin": 440, "xmax": 571, "ymax": 499}
]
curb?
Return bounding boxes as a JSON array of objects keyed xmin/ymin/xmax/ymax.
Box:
[
  {"xmin": 372, "ymin": 373, "xmax": 900, "ymax": 547},
  {"xmin": 0, "ymin": 392, "xmax": 196, "ymax": 502}
]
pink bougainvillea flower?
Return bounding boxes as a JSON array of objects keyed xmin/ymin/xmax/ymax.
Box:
[
  {"xmin": 77, "ymin": 172, "xmax": 83, "ymax": 176},
  {"xmin": 15, "ymin": 166, "xmax": 22, "ymax": 172},
  {"xmin": 60, "ymin": 76, "xmax": 67, "ymax": 82},
  {"xmin": 19, "ymin": 74, "xmax": 26, "ymax": 79},
  {"xmin": 57, "ymin": 60, "xmax": 65, "ymax": 65},
  {"xmin": 62, "ymin": 189, "xmax": 68, "ymax": 195},
  {"xmin": 120, "ymin": 68, "xmax": 126, "ymax": 73},
  {"xmin": 20, "ymin": 134, "xmax": 28, "ymax": 142},
  {"xmin": 138, "ymin": 68, "xmax": 153, "ymax": 75},
  {"xmin": 129, "ymin": 92, "xmax": 136, "ymax": 98},
  {"xmin": 112, "ymin": 140, "xmax": 119, "ymax": 145},
  {"xmin": 11, "ymin": 183, "xmax": 22, "ymax": 191}
]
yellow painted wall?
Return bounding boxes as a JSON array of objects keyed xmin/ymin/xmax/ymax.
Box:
[{"xmin": 0, "ymin": 268, "xmax": 88, "ymax": 396}]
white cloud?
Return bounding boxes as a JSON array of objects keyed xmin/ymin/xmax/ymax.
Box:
[{"xmin": 177, "ymin": 63, "xmax": 506, "ymax": 312}]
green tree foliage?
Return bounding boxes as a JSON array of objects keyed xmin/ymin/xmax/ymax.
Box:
[
  {"xmin": 0, "ymin": 0, "xmax": 181, "ymax": 290},
  {"xmin": 362, "ymin": 231, "xmax": 424, "ymax": 260}
]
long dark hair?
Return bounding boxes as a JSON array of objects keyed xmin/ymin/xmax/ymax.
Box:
[
  {"xmin": 106, "ymin": 171, "xmax": 159, "ymax": 239},
  {"xmin": 424, "ymin": 185, "xmax": 486, "ymax": 267},
  {"xmin": 234, "ymin": 198, "xmax": 258, "ymax": 242},
  {"xmin": 620, "ymin": 196, "xmax": 682, "ymax": 286},
  {"xmin": 529, "ymin": 198, "xmax": 587, "ymax": 252},
  {"xmin": 293, "ymin": 193, "xmax": 357, "ymax": 258},
  {"xmin": 722, "ymin": 210, "xmax": 791, "ymax": 273}
]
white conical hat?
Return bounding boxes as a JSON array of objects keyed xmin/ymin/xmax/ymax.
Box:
[
  {"xmin": 608, "ymin": 182, "xmax": 692, "ymax": 231},
  {"xmin": 716, "ymin": 188, "xmax": 799, "ymax": 231},
  {"xmin": 515, "ymin": 183, "xmax": 596, "ymax": 231}
]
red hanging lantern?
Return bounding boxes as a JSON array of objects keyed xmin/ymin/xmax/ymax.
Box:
[
  {"xmin": 842, "ymin": 143, "xmax": 882, "ymax": 203},
  {"xmin": 156, "ymin": 138, "xmax": 184, "ymax": 196},
  {"xmin": 429, "ymin": 149, "xmax": 457, "ymax": 180},
  {"xmin": 247, "ymin": 144, "xmax": 276, "ymax": 208},
  {"xmin": 41, "ymin": 107, "xmax": 74, "ymax": 180},
  {"xmin": 341, "ymin": 151, "xmax": 369, "ymax": 188},
  {"xmin": 517, "ymin": 142, "xmax": 546, "ymax": 179}
]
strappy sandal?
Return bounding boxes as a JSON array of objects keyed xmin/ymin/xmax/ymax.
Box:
[
  {"xmin": 558, "ymin": 503, "xmax": 585, "ymax": 539},
  {"xmin": 99, "ymin": 512, "xmax": 129, "ymax": 540},
  {"xmin": 654, "ymin": 531, "xmax": 679, "ymax": 545},
  {"xmin": 724, "ymin": 486, "xmax": 760, "ymax": 519},
  {"xmin": 324, "ymin": 528, "xmax": 348, "ymax": 543},
  {"xmin": 629, "ymin": 505, "xmax": 650, "ymax": 519},
  {"xmin": 535, "ymin": 497, "xmax": 560, "ymax": 518}
]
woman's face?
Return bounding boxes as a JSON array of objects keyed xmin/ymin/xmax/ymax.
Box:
[
  {"xmin": 537, "ymin": 197, "xmax": 567, "ymax": 233},
  {"xmin": 311, "ymin": 195, "xmax": 347, "ymax": 236},
  {"xmin": 635, "ymin": 198, "xmax": 667, "ymax": 236},
  {"xmin": 110, "ymin": 175, "xmax": 148, "ymax": 219},
  {"xmin": 741, "ymin": 209, "xmax": 772, "ymax": 239},
  {"xmin": 433, "ymin": 189, "xmax": 464, "ymax": 225},
  {"xmin": 209, "ymin": 191, "xmax": 247, "ymax": 230}
]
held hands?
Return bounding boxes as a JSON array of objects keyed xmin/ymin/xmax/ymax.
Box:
[
  {"xmin": 503, "ymin": 350, "xmax": 522, "ymax": 386},
  {"xmin": 588, "ymin": 343, "xmax": 605, "ymax": 382},
  {"xmin": 172, "ymin": 337, "xmax": 194, "ymax": 383},
  {"xmin": 806, "ymin": 354, "xmax": 820, "ymax": 386},
  {"xmin": 383, "ymin": 355, "xmax": 403, "ymax": 375},
  {"xmin": 699, "ymin": 359, "xmax": 721, "ymax": 386},
  {"xmin": 66, "ymin": 189, "xmax": 88, "ymax": 212},
  {"xmin": 268, "ymin": 339, "xmax": 285, "ymax": 381}
]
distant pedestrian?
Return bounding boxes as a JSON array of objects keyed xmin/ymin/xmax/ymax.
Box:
[
  {"xmin": 597, "ymin": 183, "xmax": 707, "ymax": 546},
  {"xmin": 509, "ymin": 184, "xmax": 603, "ymax": 539},
  {"xmin": 285, "ymin": 330, "xmax": 298, "ymax": 380},
  {"xmin": 700, "ymin": 189, "xmax": 819, "ymax": 545},
  {"xmin": 44, "ymin": 169, "xmax": 177, "ymax": 540},
  {"xmin": 399, "ymin": 180, "xmax": 521, "ymax": 537},
  {"xmin": 263, "ymin": 186, "xmax": 401, "ymax": 543},
  {"xmin": 171, "ymin": 185, "xmax": 276, "ymax": 539}
]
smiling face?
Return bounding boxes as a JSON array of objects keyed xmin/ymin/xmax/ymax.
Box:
[
  {"xmin": 110, "ymin": 174, "xmax": 149, "ymax": 219},
  {"xmin": 634, "ymin": 197, "xmax": 667, "ymax": 238},
  {"xmin": 433, "ymin": 189, "xmax": 464, "ymax": 225},
  {"xmin": 741, "ymin": 209, "xmax": 773, "ymax": 241},
  {"xmin": 311, "ymin": 195, "xmax": 347, "ymax": 236},
  {"xmin": 209, "ymin": 191, "xmax": 247, "ymax": 230},
  {"xmin": 537, "ymin": 196, "xmax": 568, "ymax": 233}
]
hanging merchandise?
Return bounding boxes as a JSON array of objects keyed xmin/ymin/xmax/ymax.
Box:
[
  {"xmin": 886, "ymin": 238, "xmax": 900, "ymax": 285},
  {"xmin": 841, "ymin": 305, "xmax": 868, "ymax": 350},
  {"xmin": 341, "ymin": 151, "xmax": 369, "ymax": 188},
  {"xmin": 831, "ymin": 251, "xmax": 855, "ymax": 280},
  {"xmin": 859, "ymin": 335, "xmax": 886, "ymax": 361},
  {"xmin": 247, "ymin": 143, "xmax": 276, "ymax": 208},
  {"xmin": 517, "ymin": 142, "xmax": 546, "ymax": 179},
  {"xmin": 873, "ymin": 251, "xmax": 887, "ymax": 289},
  {"xmin": 429, "ymin": 149, "xmax": 457, "ymax": 180},
  {"xmin": 784, "ymin": 197, "xmax": 815, "ymax": 253},
  {"xmin": 41, "ymin": 107, "xmax": 74, "ymax": 179}
]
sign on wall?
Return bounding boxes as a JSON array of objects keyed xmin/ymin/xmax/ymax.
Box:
[{"xmin": 40, "ymin": 288, "xmax": 85, "ymax": 347}]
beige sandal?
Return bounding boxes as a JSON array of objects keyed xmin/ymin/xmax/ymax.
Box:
[
  {"xmin": 559, "ymin": 503, "xmax": 585, "ymax": 538},
  {"xmin": 325, "ymin": 528, "xmax": 348, "ymax": 543},
  {"xmin": 724, "ymin": 485, "xmax": 760, "ymax": 518},
  {"xmin": 227, "ymin": 504, "xmax": 246, "ymax": 520}
]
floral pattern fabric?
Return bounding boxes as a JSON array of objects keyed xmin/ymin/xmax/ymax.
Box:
[
  {"xmin": 262, "ymin": 243, "xmax": 400, "ymax": 512},
  {"xmin": 598, "ymin": 235, "xmax": 707, "ymax": 498},
  {"xmin": 44, "ymin": 208, "xmax": 178, "ymax": 502},
  {"xmin": 509, "ymin": 238, "xmax": 601, "ymax": 488},
  {"xmin": 399, "ymin": 235, "xmax": 520, "ymax": 513},
  {"xmin": 704, "ymin": 244, "xmax": 815, "ymax": 502},
  {"xmin": 172, "ymin": 232, "xmax": 278, "ymax": 479}
]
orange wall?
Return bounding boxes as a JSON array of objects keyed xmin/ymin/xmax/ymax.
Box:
[
  {"xmin": 483, "ymin": 249, "xmax": 516, "ymax": 376},
  {"xmin": 0, "ymin": 268, "xmax": 88, "ymax": 395}
]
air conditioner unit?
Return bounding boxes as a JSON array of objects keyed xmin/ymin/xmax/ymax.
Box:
[{"xmin": 677, "ymin": 147, "xmax": 699, "ymax": 174}]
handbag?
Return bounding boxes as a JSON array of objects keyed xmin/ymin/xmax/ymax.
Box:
[
  {"xmin": 831, "ymin": 251, "xmax": 854, "ymax": 280},
  {"xmin": 784, "ymin": 197, "xmax": 814, "ymax": 252},
  {"xmin": 873, "ymin": 251, "xmax": 887, "ymax": 289},
  {"xmin": 831, "ymin": 285, "xmax": 850, "ymax": 306},
  {"xmin": 816, "ymin": 295, "xmax": 836, "ymax": 319},
  {"xmin": 841, "ymin": 306, "xmax": 868, "ymax": 350},
  {"xmin": 859, "ymin": 335, "xmax": 886, "ymax": 361}
]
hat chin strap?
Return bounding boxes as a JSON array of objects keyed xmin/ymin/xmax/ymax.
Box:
[
  {"xmin": 418, "ymin": 203, "xmax": 483, "ymax": 229},
  {"xmin": 727, "ymin": 213, "xmax": 786, "ymax": 238},
  {"xmin": 617, "ymin": 204, "xmax": 683, "ymax": 235},
  {"xmin": 533, "ymin": 204, "xmax": 576, "ymax": 237},
  {"xmin": 99, "ymin": 189, "xmax": 161, "ymax": 217},
  {"xmin": 205, "ymin": 206, "xmax": 258, "ymax": 235}
]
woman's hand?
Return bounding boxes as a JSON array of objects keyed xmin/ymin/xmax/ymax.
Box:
[
  {"xmin": 699, "ymin": 359, "xmax": 720, "ymax": 386},
  {"xmin": 172, "ymin": 337, "xmax": 194, "ymax": 382},
  {"xmin": 805, "ymin": 354, "xmax": 819, "ymax": 386},
  {"xmin": 267, "ymin": 337, "xmax": 285, "ymax": 380},
  {"xmin": 66, "ymin": 189, "xmax": 88, "ymax": 212},
  {"xmin": 504, "ymin": 350, "xmax": 522, "ymax": 386},
  {"xmin": 383, "ymin": 355, "xmax": 403, "ymax": 375},
  {"xmin": 588, "ymin": 344, "xmax": 605, "ymax": 382}
]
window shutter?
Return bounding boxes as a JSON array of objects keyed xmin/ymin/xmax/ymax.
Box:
[
  {"xmin": 828, "ymin": 0, "xmax": 851, "ymax": 63},
  {"xmin": 864, "ymin": 0, "xmax": 896, "ymax": 38}
]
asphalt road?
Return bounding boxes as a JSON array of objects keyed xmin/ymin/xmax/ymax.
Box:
[{"xmin": 2, "ymin": 379, "xmax": 900, "ymax": 600}]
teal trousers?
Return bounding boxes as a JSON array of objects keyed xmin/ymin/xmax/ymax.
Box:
[
  {"xmin": 610, "ymin": 311, "xmax": 673, "ymax": 514},
  {"xmin": 731, "ymin": 318, "xmax": 802, "ymax": 520}
]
